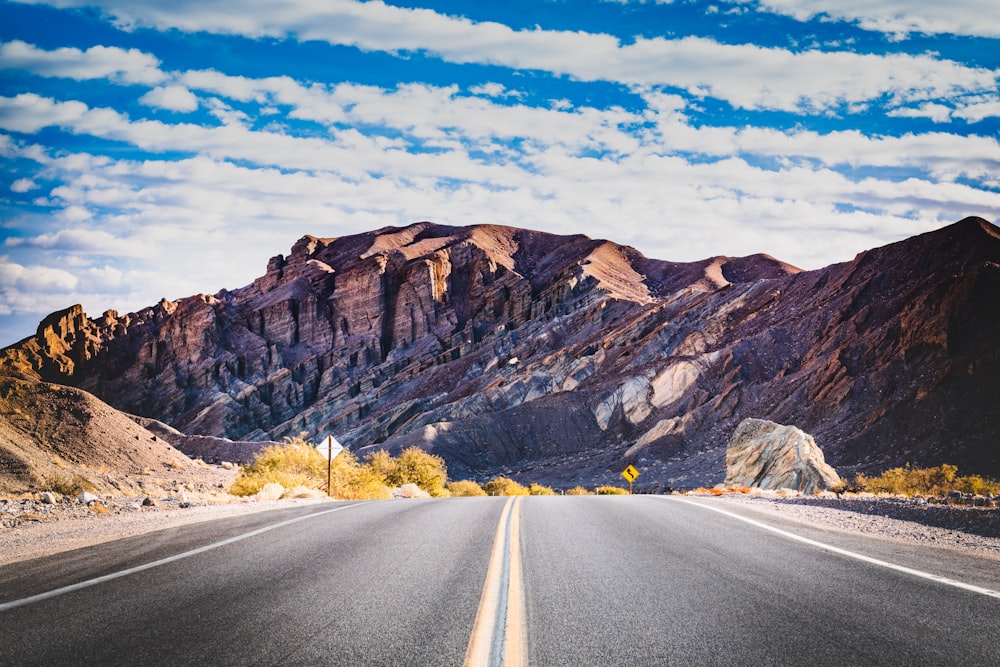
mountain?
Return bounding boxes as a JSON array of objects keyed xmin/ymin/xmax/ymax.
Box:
[{"xmin": 2, "ymin": 218, "xmax": 998, "ymax": 489}]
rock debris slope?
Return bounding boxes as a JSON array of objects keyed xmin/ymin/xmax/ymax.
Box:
[{"xmin": 2, "ymin": 218, "xmax": 998, "ymax": 488}]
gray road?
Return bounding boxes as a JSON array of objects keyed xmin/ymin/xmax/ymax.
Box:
[{"xmin": 2, "ymin": 496, "xmax": 998, "ymax": 666}]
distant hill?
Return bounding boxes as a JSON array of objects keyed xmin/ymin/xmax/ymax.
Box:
[
  {"xmin": 2, "ymin": 218, "xmax": 998, "ymax": 489},
  {"xmin": 0, "ymin": 376, "xmax": 207, "ymax": 495}
]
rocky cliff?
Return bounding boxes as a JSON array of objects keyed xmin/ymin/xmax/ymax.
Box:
[{"xmin": 2, "ymin": 219, "xmax": 998, "ymax": 488}]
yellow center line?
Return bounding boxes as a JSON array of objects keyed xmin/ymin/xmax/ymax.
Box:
[
  {"xmin": 504, "ymin": 496, "xmax": 527, "ymax": 666},
  {"xmin": 464, "ymin": 496, "xmax": 527, "ymax": 667}
]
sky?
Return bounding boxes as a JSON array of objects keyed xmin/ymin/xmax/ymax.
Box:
[{"xmin": 0, "ymin": 0, "xmax": 998, "ymax": 346}]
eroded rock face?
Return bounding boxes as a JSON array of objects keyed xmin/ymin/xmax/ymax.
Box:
[
  {"xmin": 725, "ymin": 418, "xmax": 842, "ymax": 494},
  {"xmin": 2, "ymin": 218, "xmax": 999, "ymax": 488}
]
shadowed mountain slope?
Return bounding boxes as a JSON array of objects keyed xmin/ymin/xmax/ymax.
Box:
[{"xmin": 2, "ymin": 219, "xmax": 997, "ymax": 488}]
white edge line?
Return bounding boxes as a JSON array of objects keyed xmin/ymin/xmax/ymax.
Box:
[
  {"xmin": 661, "ymin": 496, "xmax": 1000, "ymax": 600},
  {"xmin": 0, "ymin": 503, "xmax": 361, "ymax": 613}
]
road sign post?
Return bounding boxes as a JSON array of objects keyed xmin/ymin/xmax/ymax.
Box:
[
  {"xmin": 323, "ymin": 434, "xmax": 344, "ymax": 497},
  {"xmin": 621, "ymin": 464, "xmax": 639, "ymax": 494}
]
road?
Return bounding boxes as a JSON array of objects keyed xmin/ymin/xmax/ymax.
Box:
[{"xmin": 1, "ymin": 496, "xmax": 998, "ymax": 666}]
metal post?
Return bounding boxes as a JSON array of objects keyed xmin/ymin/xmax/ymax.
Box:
[{"xmin": 326, "ymin": 434, "xmax": 333, "ymax": 497}]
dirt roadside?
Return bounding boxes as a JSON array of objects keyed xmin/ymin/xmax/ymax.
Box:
[{"xmin": 0, "ymin": 495, "xmax": 335, "ymax": 566}]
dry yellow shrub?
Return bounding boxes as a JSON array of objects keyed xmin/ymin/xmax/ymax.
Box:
[
  {"xmin": 483, "ymin": 476, "xmax": 530, "ymax": 496},
  {"xmin": 448, "ymin": 480, "xmax": 488, "ymax": 496}
]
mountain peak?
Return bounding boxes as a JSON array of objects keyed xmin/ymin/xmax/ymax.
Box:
[{"xmin": 948, "ymin": 216, "xmax": 1000, "ymax": 243}]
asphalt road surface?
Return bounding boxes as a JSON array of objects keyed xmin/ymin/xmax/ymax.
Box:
[{"xmin": 2, "ymin": 496, "xmax": 998, "ymax": 666}]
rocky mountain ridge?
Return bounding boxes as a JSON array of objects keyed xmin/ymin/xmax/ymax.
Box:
[{"xmin": 2, "ymin": 218, "xmax": 998, "ymax": 488}]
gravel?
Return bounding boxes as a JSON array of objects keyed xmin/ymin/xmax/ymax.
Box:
[{"xmin": 710, "ymin": 491, "xmax": 1000, "ymax": 558}]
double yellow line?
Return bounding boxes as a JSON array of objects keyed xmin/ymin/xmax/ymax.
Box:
[{"xmin": 463, "ymin": 496, "xmax": 527, "ymax": 667}]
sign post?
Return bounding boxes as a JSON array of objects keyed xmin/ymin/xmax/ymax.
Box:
[
  {"xmin": 323, "ymin": 434, "xmax": 344, "ymax": 497},
  {"xmin": 621, "ymin": 464, "xmax": 639, "ymax": 494}
]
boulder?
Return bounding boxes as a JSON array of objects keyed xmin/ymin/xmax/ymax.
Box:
[
  {"xmin": 392, "ymin": 483, "xmax": 430, "ymax": 499},
  {"xmin": 254, "ymin": 482, "xmax": 285, "ymax": 500},
  {"xmin": 725, "ymin": 418, "xmax": 841, "ymax": 494},
  {"xmin": 77, "ymin": 491, "xmax": 100, "ymax": 505}
]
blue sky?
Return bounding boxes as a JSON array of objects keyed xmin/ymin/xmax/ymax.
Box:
[{"xmin": 0, "ymin": 0, "xmax": 998, "ymax": 346}]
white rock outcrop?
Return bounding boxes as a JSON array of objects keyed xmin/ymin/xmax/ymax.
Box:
[
  {"xmin": 594, "ymin": 375, "xmax": 653, "ymax": 430},
  {"xmin": 76, "ymin": 491, "xmax": 99, "ymax": 504},
  {"xmin": 725, "ymin": 418, "xmax": 841, "ymax": 494}
]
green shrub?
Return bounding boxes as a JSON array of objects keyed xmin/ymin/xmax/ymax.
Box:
[
  {"xmin": 483, "ymin": 476, "xmax": 530, "ymax": 496},
  {"xmin": 565, "ymin": 486, "xmax": 592, "ymax": 496},
  {"xmin": 528, "ymin": 482, "xmax": 556, "ymax": 496},
  {"xmin": 595, "ymin": 485, "xmax": 628, "ymax": 495},
  {"xmin": 448, "ymin": 479, "xmax": 488, "ymax": 496}
]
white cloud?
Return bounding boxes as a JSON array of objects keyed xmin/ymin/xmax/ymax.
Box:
[
  {"xmin": 139, "ymin": 85, "xmax": 199, "ymax": 112},
  {"xmin": 78, "ymin": 265, "xmax": 125, "ymax": 291},
  {"xmin": 606, "ymin": 37, "xmax": 996, "ymax": 113},
  {"xmin": 61, "ymin": 65, "xmax": 989, "ymax": 184},
  {"xmin": 11, "ymin": 2, "xmax": 997, "ymax": 115},
  {"xmin": 954, "ymin": 98, "xmax": 1000, "ymax": 123},
  {"xmin": 469, "ymin": 82, "xmax": 522, "ymax": 99},
  {"xmin": 731, "ymin": 0, "xmax": 1000, "ymax": 39},
  {"xmin": 0, "ymin": 93, "xmax": 89, "ymax": 133},
  {"xmin": 5, "ymin": 228, "xmax": 138, "ymax": 255},
  {"xmin": 0, "ymin": 39, "xmax": 166, "ymax": 85},
  {"xmin": 10, "ymin": 178, "xmax": 38, "ymax": 192},
  {"xmin": 58, "ymin": 205, "xmax": 95, "ymax": 222},
  {"xmin": 0, "ymin": 255, "xmax": 169, "ymax": 343},
  {"xmin": 4, "ymin": 85, "xmax": 999, "ymax": 199},
  {"xmin": 0, "ymin": 257, "xmax": 79, "ymax": 292},
  {"xmin": 887, "ymin": 103, "xmax": 953, "ymax": 123}
]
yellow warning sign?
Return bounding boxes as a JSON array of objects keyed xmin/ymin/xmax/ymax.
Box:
[{"xmin": 621, "ymin": 464, "xmax": 639, "ymax": 483}]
